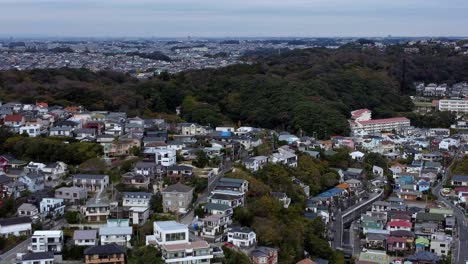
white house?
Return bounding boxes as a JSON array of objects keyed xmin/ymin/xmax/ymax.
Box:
[
  {"xmin": 270, "ymin": 148, "xmax": 298, "ymax": 167},
  {"xmin": 40, "ymin": 198, "xmax": 65, "ymax": 218},
  {"xmin": 227, "ymin": 227, "xmax": 257, "ymax": 249},
  {"xmin": 144, "ymin": 149, "xmax": 176, "ymax": 166},
  {"xmin": 19, "ymin": 172, "xmax": 45, "ymax": 193},
  {"xmin": 29, "ymin": 230, "xmax": 63, "ymax": 253},
  {"xmin": 19, "ymin": 124, "xmax": 42, "ymax": 137},
  {"xmin": 439, "ymin": 138, "xmax": 460, "ymax": 150},
  {"xmin": 350, "ymin": 151, "xmax": 365, "ymax": 161},
  {"xmin": 122, "ymin": 192, "xmax": 151, "ymax": 225},
  {"xmin": 17, "ymin": 203, "xmax": 39, "ymax": 221},
  {"xmin": 145, "ymin": 221, "xmax": 213, "ymax": 264},
  {"xmin": 0, "ymin": 217, "xmax": 32, "ymax": 237},
  {"xmin": 372, "ymin": 165, "xmax": 384, "ymax": 177},
  {"xmin": 99, "ymin": 219, "xmax": 133, "ymax": 248},
  {"xmin": 73, "ymin": 229, "xmax": 98, "ymax": 246},
  {"xmin": 242, "ymin": 156, "xmax": 268, "ymax": 172}
]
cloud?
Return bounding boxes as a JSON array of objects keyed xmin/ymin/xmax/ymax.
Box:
[{"xmin": 0, "ymin": 0, "xmax": 467, "ymax": 37}]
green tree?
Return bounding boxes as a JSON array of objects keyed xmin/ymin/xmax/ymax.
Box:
[
  {"xmin": 65, "ymin": 211, "xmax": 80, "ymax": 224},
  {"xmin": 192, "ymin": 150, "xmax": 209, "ymax": 168}
]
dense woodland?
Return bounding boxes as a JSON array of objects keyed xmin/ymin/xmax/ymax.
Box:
[{"xmin": 1, "ymin": 45, "xmax": 468, "ymax": 138}]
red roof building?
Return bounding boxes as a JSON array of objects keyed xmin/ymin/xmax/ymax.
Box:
[{"xmin": 4, "ymin": 114, "xmax": 23, "ymax": 123}]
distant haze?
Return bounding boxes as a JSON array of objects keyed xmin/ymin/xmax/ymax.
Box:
[{"xmin": 1, "ymin": 0, "xmax": 468, "ymax": 38}]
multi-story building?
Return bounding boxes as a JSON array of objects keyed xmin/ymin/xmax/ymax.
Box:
[
  {"xmin": 439, "ymin": 98, "xmax": 468, "ymax": 113},
  {"xmin": 54, "ymin": 186, "xmax": 88, "ymax": 204},
  {"xmin": 144, "ymin": 149, "xmax": 176, "ymax": 166},
  {"xmin": 161, "ymin": 183, "xmax": 194, "ymax": 214},
  {"xmin": 29, "ymin": 230, "xmax": 63, "ymax": 253},
  {"xmin": 83, "ymin": 197, "xmax": 111, "ymax": 223},
  {"xmin": 430, "ymin": 232, "xmax": 452, "ymax": 256},
  {"xmin": 146, "ymin": 221, "xmax": 213, "ymax": 264},
  {"xmin": 39, "ymin": 198, "xmax": 65, "ymax": 218},
  {"xmin": 84, "ymin": 244, "xmax": 126, "ymax": 264},
  {"xmin": 350, "ymin": 117, "xmax": 411, "ymax": 134},
  {"xmin": 73, "ymin": 174, "xmax": 109, "ymax": 192},
  {"xmin": 122, "ymin": 192, "xmax": 151, "ymax": 208}
]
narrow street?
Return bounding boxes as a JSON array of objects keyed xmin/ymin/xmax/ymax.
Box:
[{"xmin": 432, "ymin": 149, "xmax": 468, "ymax": 264}]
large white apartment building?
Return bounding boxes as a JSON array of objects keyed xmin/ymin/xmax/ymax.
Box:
[
  {"xmin": 29, "ymin": 230, "xmax": 63, "ymax": 253},
  {"xmin": 351, "ymin": 117, "xmax": 411, "ymax": 134},
  {"xmin": 146, "ymin": 221, "xmax": 213, "ymax": 264},
  {"xmin": 439, "ymin": 98, "xmax": 468, "ymax": 113}
]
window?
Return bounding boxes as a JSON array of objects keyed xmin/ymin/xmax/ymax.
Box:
[{"xmin": 165, "ymin": 232, "xmax": 186, "ymax": 242}]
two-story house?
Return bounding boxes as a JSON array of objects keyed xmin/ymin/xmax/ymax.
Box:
[
  {"xmin": 73, "ymin": 174, "xmax": 109, "ymax": 192},
  {"xmin": 227, "ymin": 227, "xmax": 257, "ymax": 249},
  {"xmin": 99, "ymin": 219, "xmax": 133, "ymax": 248},
  {"xmin": 73, "ymin": 229, "xmax": 98, "ymax": 246},
  {"xmin": 84, "ymin": 244, "xmax": 126, "ymax": 264},
  {"xmin": 55, "ymin": 186, "xmax": 88, "ymax": 205},
  {"xmin": 40, "ymin": 198, "xmax": 65, "ymax": 218},
  {"xmin": 161, "ymin": 183, "xmax": 194, "ymax": 214},
  {"xmin": 145, "ymin": 221, "xmax": 213, "ymax": 264},
  {"xmin": 29, "ymin": 230, "xmax": 63, "ymax": 253}
]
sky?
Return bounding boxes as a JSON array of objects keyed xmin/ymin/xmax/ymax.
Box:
[{"xmin": 1, "ymin": 0, "xmax": 468, "ymax": 38}]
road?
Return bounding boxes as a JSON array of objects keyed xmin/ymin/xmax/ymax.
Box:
[
  {"xmin": 0, "ymin": 218, "xmax": 66, "ymax": 263},
  {"xmin": 181, "ymin": 161, "xmax": 232, "ymax": 226},
  {"xmin": 432, "ymin": 149, "xmax": 468, "ymax": 264}
]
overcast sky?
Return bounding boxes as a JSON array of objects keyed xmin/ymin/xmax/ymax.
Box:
[{"xmin": 1, "ymin": 0, "xmax": 468, "ymax": 38}]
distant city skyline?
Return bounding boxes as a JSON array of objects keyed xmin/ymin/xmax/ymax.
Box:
[{"xmin": 1, "ymin": 0, "xmax": 468, "ymax": 38}]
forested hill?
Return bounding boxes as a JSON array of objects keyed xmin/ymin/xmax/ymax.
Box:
[{"xmin": 1, "ymin": 45, "xmax": 467, "ymax": 138}]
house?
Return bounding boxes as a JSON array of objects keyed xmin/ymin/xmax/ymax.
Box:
[
  {"xmin": 365, "ymin": 233, "xmax": 388, "ymax": 249},
  {"xmin": 74, "ymin": 128, "xmax": 97, "ymax": 139},
  {"xmin": 214, "ymin": 178, "xmax": 249, "ymax": 194},
  {"xmin": 208, "ymin": 192, "xmax": 244, "ymax": 209},
  {"xmin": 121, "ymin": 172, "xmax": 150, "ymax": 190},
  {"xmin": 203, "ymin": 203, "xmax": 234, "ymax": 219},
  {"xmin": 438, "ymin": 138, "xmax": 460, "ymax": 150},
  {"xmin": 122, "ymin": 192, "xmax": 151, "ymax": 225},
  {"xmin": 83, "ymin": 197, "xmax": 111, "ymax": 223},
  {"xmin": 350, "ymin": 151, "xmax": 365, "ymax": 161},
  {"xmin": 407, "ymin": 251, "xmax": 440, "ymax": 264},
  {"xmin": 19, "ymin": 172, "xmax": 45, "ymax": 192},
  {"xmin": 122, "ymin": 192, "xmax": 151, "ymax": 207},
  {"xmin": 387, "ymin": 235, "xmax": 408, "ymax": 252},
  {"xmin": 146, "ymin": 221, "xmax": 213, "ymax": 264},
  {"xmin": 270, "ymin": 148, "xmax": 298, "ymax": 167},
  {"xmin": 0, "ymin": 216, "xmax": 32, "ymax": 237},
  {"xmin": 451, "ymin": 175, "xmax": 468, "ymax": 186},
  {"xmin": 344, "ymin": 168, "xmax": 365, "ymax": 180},
  {"xmin": 144, "ymin": 148, "xmax": 176, "ymax": 166},
  {"xmin": 372, "ymin": 165, "xmax": 384, "ymax": 177},
  {"xmin": 73, "ymin": 229, "xmax": 98, "ymax": 246},
  {"xmin": 55, "ymin": 186, "xmax": 87, "ymax": 204},
  {"xmin": 4, "ymin": 114, "xmax": 25, "ymax": 132},
  {"xmin": 73, "ymin": 174, "xmax": 109, "ymax": 192},
  {"xmin": 19, "ymin": 124, "xmax": 42, "ymax": 137},
  {"xmin": 29, "ymin": 230, "xmax": 63, "ymax": 253},
  {"xmin": 179, "ymin": 123, "xmax": 211, "ymax": 136},
  {"xmin": 429, "ymin": 232, "xmax": 451, "ymax": 256},
  {"xmin": 200, "ymin": 214, "xmax": 230, "ymax": 242},
  {"xmin": 17, "ymin": 203, "xmax": 39, "ymax": 221},
  {"xmin": 3, "ymin": 180, "xmax": 27, "ymax": 199},
  {"xmin": 40, "ymin": 198, "xmax": 65, "ymax": 218},
  {"xmin": 227, "ymin": 227, "xmax": 257, "ymax": 249},
  {"xmin": 372, "ymin": 201, "xmax": 391, "ymax": 212},
  {"xmin": 251, "ymin": 247, "xmax": 278, "ymax": 264},
  {"xmin": 99, "ymin": 219, "xmax": 133, "ymax": 248},
  {"xmin": 49, "ymin": 126, "xmax": 74, "ymax": 137},
  {"xmin": 42, "ymin": 162, "xmax": 68, "ymax": 181},
  {"xmin": 161, "ymin": 183, "xmax": 194, "ymax": 214},
  {"xmin": 344, "ymin": 179, "xmax": 362, "ymax": 190},
  {"xmin": 242, "ymin": 156, "xmax": 268, "ymax": 172},
  {"xmin": 18, "ymin": 252, "xmax": 55, "ymax": 264},
  {"xmin": 134, "ymin": 161, "xmax": 160, "ymax": 177},
  {"xmin": 166, "ymin": 165, "xmax": 194, "ymax": 181},
  {"xmin": 84, "ymin": 244, "xmax": 126, "ymax": 264}
]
